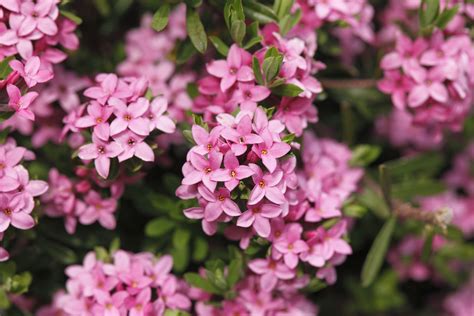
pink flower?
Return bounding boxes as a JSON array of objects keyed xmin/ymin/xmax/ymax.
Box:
[
  {"xmin": 182, "ymin": 151, "xmax": 223, "ymax": 192},
  {"xmin": 248, "ymin": 164, "xmax": 286, "ymax": 205},
  {"xmin": 273, "ymin": 223, "xmax": 308, "ymax": 269},
  {"xmin": 147, "ymin": 97, "xmax": 176, "ymax": 133},
  {"xmin": 248, "ymin": 258, "xmax": 295, "ymax": 291},
  {"xmin": 9, "ymin": 56, "xmax": 53, "ymax": 87},
  {"xmin": 191, "ymin": 124, "xmax": 224, "ymax": 155},
  {"xmin": 377, "ymin": 69, "xmax": 414, "ymax": 109},
  {"xmin": 8, "ymin": 165, "xmax": 48, "ymax": 212},
  {"xmin": 253, "ymin": 135, "xmax": 291, "ymax": 173},
  {"xmin": 92, "ymin": 290, "xmax": 129, "ymax": 316},
  {"xmin": 0, "ymin": 194, "xmax": 34, "ymax": 232},
  {"xmin": 198, "ymin": 186, "xmax": 240, "ymax": 221},
  {"xmin": 79, "ymin": 191, "xmax": 117, "ymax": 230},
  {"xmin": 76, "ymin": 102, "xmax": 114, "ymax": 141},
  {"xmin": 221, "ymin": 115, "xmax": 263, "ymax": 156},
  {"xmin": 304, "ymin": 194, "xmax": 341, "ymax": 222},
  {"xmin": 77, "ymin": 136, "xmax": 123, "ymax": 179},
  {"xmin": 237, "ymin": 202, "xmax": 281, "ymax": 238},
  {"xmin": 6, "ymin": 84, "xmax": 37, "ymax": 121},
  {"xmin": 109, "ymin": 97, "xmax": 150, "ymax": 136},
  {"xmin": 17, "ymin": 0, "xmax": 58, "ymax": 36},
  {"xmin": 206, "ymin": 44, "xmax": 254, "ymax": 91},
  {"xmin": 232, "ymin": 83, "xmax": 270, "ymax": 110},
  {"xmin": 407, "ymin": 67, "xmax": 448, "ymax": 107},
  {"xmin": 84, "ymin": 74, "xmax": 132, "ymax": 105},
  {"xmin": 113, "ymin": 130, "xmax": 154, "ymax": 162},
  {"xmin": 210, "ymin": 151, "xmax": 254, "ymax": 191}
]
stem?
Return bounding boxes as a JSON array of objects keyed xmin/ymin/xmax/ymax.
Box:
[{"xmin": 320, "ymin": 78, "xmax": 377, "ymax": 89}]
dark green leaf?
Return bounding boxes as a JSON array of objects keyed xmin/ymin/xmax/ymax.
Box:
[
  {"xmin": 184, "ymin": 273, "xmax": 221, "ymax": 294},
  {"xmin": 435, "ymin": 5, "xmax": 459, "ymax": 29},
  {"xmin": 186, "ymin": 8, "xmax": 207, "ymax": 54},
  {"xmin": 271, "ymin": 83, "xmax": 303, "ymax": 97},
  {"xmin": 145, "ymin": 218, "xmax": 176, "ymax": 237},
  {"xmin": 243, "ymin": 0, "xmax": 278, "ymax": 23},
  {"xmin": 227, "ymin": 258, "xmax": 242, "ymax": 287},
  {"xmin": 0, "ymin": 288, "xmax": 10, "ymax": 309},
  {"xmin": 262, "ymin": 55, "xmax": 283, "ymax": 83},
  {"xmin": 230, "ymin": 20, "xmax": 246, "ymax": 46},
  {"xmin": 10, "ymin": 272, "xmax": 32, "ymax": 295},
  {"xmin": 0, "ymin": 56, "xmax": 14, "ymax": 80},
  {"xmin": 60, "ymin": 10, "xmax": 82, "ymax": 25},
  {"xmin": 392, "ymin": 179, "xmax": 445, "ymax": 200},
  {"xmin": 176, "ymin": 40, "xmax": 197, "ymax": 64},
  {"xmin": 361, "ymin": 215, "xmax": 397, "ymax": 287},
  {"xmin": 192, "ymin": 237, "xmax": 209, "ymax": 261},
  {"xmin": 209, "ymin": 36, "xmax": 229, "ymax": 56},
  {"xmin": 350, "ymin": 145, "xmax": 381, "ymax": 167},
  {"xmin": 152, "ymin": 4, "xmax": 170, "ymax": 32},
  {"xmin": 252, "ymin": 57, "xmax": 264, "ymax": 86}
]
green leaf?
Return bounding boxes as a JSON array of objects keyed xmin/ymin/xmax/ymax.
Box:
[
  {"xmin": 109, "ymin": 237, "xmax": 121, "ymax": 254},
  {"xmin": 243, "ymin": 0, "xmax": 278, "ymax": 23},
  {"xmin": 0, "ymin": 127, "xmax": 10, "ymax": 144},
  {"xmin": 420, "ymin": 0, "xmax": 440, "ymax": 27},
  {"xmin": 209, "ymin": 36, "xmax": 229, "ymax": 56},
  {"xmin": 185, "ymin": 0, "xmax": 203, "ymax": 7},
  {"xmin": 379, "ymin": 165, "xmax": 392, "ymax": 211},
  {"xmin": 350, "ymin": 145, "xmax": 381, "ymax": 167},
  {"xmin": 173, "ymin": 228, "xmax": 191, "ymax": 249},
  {"xmin": 282, "ymin": 133, "xmax": 295, "ymax": 143},
  {"xmin": 271, "ymin": 83, "xmax": 303, "ymax": 97},
  {"xmin": 176, "ymin": 40, "xmax": 198, "ymax": 64},
  {"xmin": 391, "ymin": 179, "xmax": 445, "ymax": 200},
  {"xmin": 152, "ymin": 4, "xmax": 170, "ymax": 32},
  {"xmin": 243, "ymin": 36, "xmax": 262, "ymax": 50},
  {"xmin": 227, "ymin": 258, "xmax": 242, "ymax": 287},
  {"xmin": 273, "ymin": 0, "xmax": 294, "ymax": 19},
  {"xmin": 93, "ymin": 0, "xmax": 111, "ymax": 16},
  {"xmin": 252, "ymin": 57, "xmax": 264, "ymax": 86},
  {"xmin": 279, "ymin": 8, "xmax": 301, "ymax": 36},
  {"xmin": 40, "ymin": 239, "xmax": 77, "ymax": 264},
  {"xmin": 192, "ymin": 237, "xmax": 209, "ymax": 262},
  {"xmin": 435, "ymin": 5, "xmax": 459, "ymax": 29},
  {"xmin": 262, "ymin": 55, "xmax": 283, "ymax": 83},
  {"xmin": 60, "ymin": 10, "xmax": 82, "ymax": 25},
  {"xmin": 9, "ymin": 272, "xmax": 32, "ymax": 295},
  {"xmin": 343, "ymin": 204, "xmax": 368, "ymax": 218},
  {"xmin": 384, "ymin": 153, "xmax": 445, "ymax": 179},
  {"xmin": 0, "ymin": 56, "xmax": 14, "ymax": 80},
  {"xmin": 230, "ymin": 20, "xmax": 246, "ymax": 46},
  {"xmin": 361, "ymin": 215, "xmax": 397, "ymax": 287},
  {"xmin": 184, "ymin": 273, "xmax": 221, "ymax": 294},
  {"xmin": 186, "ymin": 8, "xmax": 207, "ymax": 54},
  {"xmin": 0, "ymin": 288, "xmax": 10, "ymax": 309},
  {"xmin": 145, "ymin": 218, "xmax": 176, "ymax": 237},
  {"xmin": 95, "ymin": 246, "xmax": 110, "ymax": 262}
]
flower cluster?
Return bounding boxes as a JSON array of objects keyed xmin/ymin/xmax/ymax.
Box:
[
  {"xmin": 117, "ymin": 4, "xmax": 195, "ymax": 125},
  {"xmin": 193, "ymin": 33, "xmax": 322, "ymax": 135},
  {"xmin": 67, "ymin": 74, "xmax": 176, "ymax": 178},
  {"xmin": 40, "ymin": 166, "xmax": 135, "ymax": 234},
  {"xmin": 443, "ymin": 275, "xmax": 474, "ymax": 316},
  {"xmin": 194, "ymin": 273, "xmax": 318, "ymax": 315},
  {"xmin": 0, "ymin": 0, "xmax": 79, "ymax": 120},
  {"xmin": 0, "ymin": 138, "xmax": 48, "ymax": 261},
  {"xmin": 37, "ymin": 250, "xmax": 191, "ymax": 316},
  {"xmin": 378, "ymin": 29, "xmax": 474, "ymax": 140}
]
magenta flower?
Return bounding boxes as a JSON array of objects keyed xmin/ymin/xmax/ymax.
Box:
[
  {"xmin": 248, "ymin": 164, "xmax": 285, "ymax": 205},
  {"xmin": 92, "ymin": 290, "xmax": 129, "ymax": 316},
  {"xmin": 9, "ymin": 165, "xmax": 48, "ymax": 212},
  {"xmin": 304, "ymin": 194, "xmax": 341, "ymax": 222},
  {"xmin": 79, "ymin": 191, "xmax": 117, "ymax": 230},
  {"xmin": 206, "ymin": 44, "xmax": 254, "ymax": 91},
  {"xmin": 378, "ymin": 70, "xmax": 414, "ymax": 110},
  {"xmin": 156, "ymin": 277, "xmax": 191, "ymax": 311},
  {"xmin": 198, "ymin": 186, "xmax": 240, "ymax": 221},
  {"xmin": 77, "ymin": 135, "xmax": 123, "ymax": 179},
  {"xmin": 0, "ymin": 194, "xmax": 34, "ymax": 232},
  {"xmin": 237, "ymin": 202, "xmax": 281, "ymax": 238},
  {"xmin": 210, "ymin": 151, "xmax": 254, "ymax": 191},
  {"xmin": 109, "ymin": 97, "xmax": 150, "ymax": 136},
  {"xmin": 407, "ymin": 67, "xmax": 448, "ymax": 107},
  {"xmin": 273, "ymin": 223, "xmax": 309, "ymax": 269},
  {"xmin": 128, "ymin": 288, "xmax": 152, "ymax": 316},
  {"xmin": 147, "ymin": 97, "xmax": 176, "ymax": 133},
  {"xmin": 113, "ymin": 130, "xmax": 154, "ymax": 162},
  {"xmin": 6, "ymin": 84, "xmax": 37, "ymax": 121},
  {"xmin": 75, "ymin": 102, "xmax": 114, "ymax": 141},
  {"xmin": 248, "ymin": 258, "xmax": 295, "ymax": 291},
  {"xmin": 182, "ymin": 151, "xmax": 223, "ymax": 192},
  {"xmin": 9, "ymin": 56, "xmax": 53, "ymax": 87},
  {"xmin": 232, "ymin": 83, "xmax": 271, "ymax": 110},
  {"xmin": 221, "ymin": 115, "xmax": 263, "ymax": 156}
]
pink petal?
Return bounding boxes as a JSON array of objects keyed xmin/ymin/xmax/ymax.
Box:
[
  {"xmin": 206, "ymin": 60, "xmax": 228, "ymax": 78},
  {"xmin": 236, "ymin": 210, "xmax": 255, "ymax": 227},
  {"xmin": 78, "ymin": 144, "xmax": 98, "ymax": 160},
  {"xmin": 253, "ymin": 216, "xmax": 270, "ymax": 238},
  {"xmin": 95, "ymin": 156, "xmax": 111, "ymax": 179},
  {"xmin": 265, "ymin": 187, "xmax": 286, "ymax": 204},
  {"xmin": 227, "ymin": 44, "xmax": 242, "ymax": 68},
  {"xmin": 129, "ymin": 117, "xmax": 150, "ymax": 136},
  {"xmin": 37, "ymin": 18, "xmax": 58, "ymax": 36},
  {"xmin": 11, "ymin": 212, "xmax": 35, "ymax": 230},
  {"xmin": 428, "ymin": 82, "xmax": 448, "ymax": 103},
  {"xmin": 380, "ymin": 52, "xmax": 402, "ymax": 69},
  {"xmin": 407, "ymin": 85, "xmax": 429, "ymax": 107},
  {"xmin": 155, "ymin": 116, "xmax": 175, "ymax": 133},
  {"xmin": 248, "ymin": 186, "xmax": 265, "ymax": 205},
  {"xmin": 134, "ymin": 142, "xmax": 154, "ymax": 162}
]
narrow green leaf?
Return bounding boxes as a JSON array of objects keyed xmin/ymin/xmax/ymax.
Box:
[
  {"xmin": 145, "ymin": 218, "xmax": 176, "ymax": 237},
  {"xmin": 184, "ymin": 273, "xmax": 221, "ymax": 294},
  {"xmin": 192, "ymin": 237, "xmax": 209, "ymax": 261},
  {"xmin": 176, "ymin": 40, "xmax": 197, "ymax": 64},
  {"xmin": 361, "ymin": 215, "xmax": 397, "ymax": 287},
  {"xmin": 60, "ymin": 10, "xmax": 82, "ymax": 25},
  {"xmin": 209, "ymin": 36, "xmax": 229, "ymax": 56},
  {"xmin": 243, "ymin": 36, "xmax": 262, "ymax": 50},
  {"xmin": 227, "ymin": 258, "xmax": 242, "ymax": 287},
  {"xmin": 421, "ymin": 229, "xmax": 435, "ymax": 262},
  {"xmin": 279, "ymin": 8, "xmax": 301, "ymax": 36},
  {"xmin": 350, "ymin": 145, "xmax": 381, "ymax": 167},
  {"xmin": 384, "ymin": 153, "xmax": 444, "ymax": 178},
  {"xmin": 379, "ymin": 165, "xmax": 392, "ymax": 211},
  {"xmin": 173, "ymin": 228, "xmax": 191, "ymax": 249},
  {"xmin": 186, "ymin": 8, "xmax": 207, "ymax": 54},
  {"xmin": 152, "ymin": 4, "xmax": 170, "ymax": 32},
  {"xmin": 0, "ymin": 56, "xmax": 14, "ymax": 80},
  {"xmin": 435, "ymin": 5, "xmax": 459, "ymax": 29},
  {"xmin": 392, "ymin": 179, "xmax": 445, "ymax": 200},
  {"xmin": 262, "ymin": 55, "xmax": 283, "ymax": 83},
  {"xmin": 243, "ymin": 0, "xmax": 278, "ymax": 21},
  {"xmin": 230, "ymin": 20, "xmax": 246, "ymax": 46},
  {"xmin": 357, "ymin": 187, "xmax": 390, "ymax": 219},
  {"xmin": 252, "ymin": 57, "xmax": 264, "ymax": 86},
  {"xmin": 271, "ymin": 83, "xmax": 303, "ymax": 97}
]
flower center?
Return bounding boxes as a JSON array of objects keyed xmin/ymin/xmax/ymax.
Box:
[
  {"xmin": 207, "ymin": 144, "xmax": 212, "ymax": 151},
  {"xmin": 96, "ymin": 117, "xmax": 103, "ymax": 123},
  {"xmin": 239, "ymin": 136, "xmax": 245, "ymax": 143},
  {"xmin": 275, "ymin": 230, "xmax": 282, "ymax": 238},
  {"xmin": 218, "ymin": 195, "xmax": 225, "ymax": 201},
  {"xmin": 244, "ymin": 91, "xmax": 252, "ymax": 99},
  {"xmin": 252, "ymin": 207, "xmax": 261, "ymax": 214},
  {"xmin": 128, "ymin": 138, "xmax": 136, "ymax": 146},
  {"xmin": 258, "ymin": 180, "xmax": 265, "ymax": 188},
  {"xmin": 0, "ymin": 162, "xmax": 4, "ymax": 170},
  {"xmin": 229, "ymin": 67, "xmax": 237, "ymax": 75},
  {"xmin": 205, "ymin": 167, "xmax": 212, "ymax": 174},
  {"xmin": 261, "ymin": 149, "xmax": 268, "ymax": 155},
  {"xmin": 288, "ymin": 243, "xmax": 294, "ymax": 250},
  {"xmin": 230, "ymin": 170, "xmax": 237, "ymax": 177},
  {"xmin": 97, "ymin": 145, "xmax": 105, "ymax": 154},
  {"xmin": 3, "ymin": 208, "xmax": 12, "ymax": 216},
  {"xmin": 124, "ymin": 114, "xmax": 132, "ymax": 121}
]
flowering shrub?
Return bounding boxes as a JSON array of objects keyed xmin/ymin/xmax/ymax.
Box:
[{"xmin": 0, "ymin": 0, "xmax": 473, "ymax": 316}]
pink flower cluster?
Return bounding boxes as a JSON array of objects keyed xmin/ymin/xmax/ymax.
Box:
[
  {"xmin": 0, "ymin": 138, "xmax": 48, "ymax": 261},
  {"xmin": 37, "ymin": 250, "xmax": 191, "ymax": 316},
  {"xmin": 0, "ymin": 0, "xmax": 79, "ymax": 120},
  {"xmin": 194, "ymin": 274, "xmax": 318, "ymax": 315},
  {"xmin": 378, "ymin": 29, "xmax": 474, "ymax": 140},
  {"xmin": 443, "ymin": 275, "xmax": 474, "ymax": 316},
  {"xmin": 117, "ymin": 4, "xmax": 195, "ymax": 125},
  {"xmin": 67, "ymin": 74, "xmax": 176, "ymax": 178},
  {"xmin": 193, "ymin": 33, "xmax": 322, "ymax": 135},
  {"xmin": 41, "ymin": 166, "xmax": 135, "ymax": 234}
]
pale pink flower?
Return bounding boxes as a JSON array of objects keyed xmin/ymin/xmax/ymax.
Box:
[{"xmin": 77, "ymin": 136, "xmax": 123, "ymax": 179}]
